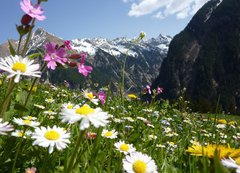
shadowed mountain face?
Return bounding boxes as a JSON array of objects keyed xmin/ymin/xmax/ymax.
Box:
[
  {"xmin": 153, "ymin": 0, "xmax": 240, "ymax": 114},
  {"xmin": 0, "ymin": 28, "xmax": 171, "ymax": 92}
]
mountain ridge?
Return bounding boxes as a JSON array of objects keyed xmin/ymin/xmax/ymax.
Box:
[{"xmin": 0, "ymin": 28, "xmax": 171, "ymax": 92}]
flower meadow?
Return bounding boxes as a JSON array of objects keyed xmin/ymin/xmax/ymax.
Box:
[{"xmin": 0, "ymin": 1, "xmax": 240, "ymax": 173}]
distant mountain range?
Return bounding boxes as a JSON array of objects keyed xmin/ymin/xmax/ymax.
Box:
[
  {"xmin": 0, "ymin": 28, "xmax": 171, "ymax": 92},
  {"xmin": 153, "ymin": 0, "xmax": 240, "ymax": 114}
]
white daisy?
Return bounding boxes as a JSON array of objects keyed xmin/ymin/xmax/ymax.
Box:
[
  {"xmin": 83, "ymin": 90, "xmax": 99, "ymax": 105},
  {"xmin": 31, "ymin": 126, "xmax": 70, "ymax": 153},
  {"xmin": 62, "ymin": 102, "xmax": 74, "ymax": 110},
  {"xmin": 221, "ymin": 157, "xmax": 240, "ymax": 173},
  {"xmin": 34, "ymin": 104, "xmax": 45, "ymax": 109},
  {"xmin": 45, "ymin": 98, "xmax": 55, "ymax": 103},
  {"xmin": 11, "ymin": 130, "xmax": 32, "ymax": 138},
  {"xmin": 60, "ymin": 104, "xmax": 109, "ymax": 130},
  {"xmin": 102, "ymin": 129, "xmax": 118, "ymax": 139},
  {"xmin": 43, "ymin": 110, "xmax": 57, "ymax": 115},
  {"xmin": 123, "ymin": 152, "xmax": 158, "ymax": 173},
  {"xmin": 13, "ymin": 118, "xmax": 40, "ymax": 128},
  {"xmin": 114, "ymin": 141, "xmax": 136, "ymax": 155},
  {"xmin": 0, "ymin": 55, "xmax": 41, "ymax": 83},
  {"xmin": 23, "ymin": 116, "xmax": 37, "ymax": 121},
  {"xmin": 0, "ymin": 118, "xmax": 14, "ymax": 135}
]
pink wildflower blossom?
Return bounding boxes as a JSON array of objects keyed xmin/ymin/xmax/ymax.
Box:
[
  {"xmin": 86, "ymin": 132, "xmax": 97, "ymax": 139},
  {"xmin": 77, "ymin": 52, "xmax": 93, "ymax": 76},
  {"xmin": 98, "ymin": 91, "xmax": 106, "ymax": 106},
  {"xmin": 25, "ymin": 167, "xmax": 37, "ymax": 173},
  {"xmin": 20, "ymin": 0, "xmax": 46, "ymax": 21},
  {"xmin": 145, "ymin": 85, "xmax": 151, "ymax": 94},
  {"xmin": 157, "ymin": 87, "xmax": 163, "ymax": 94},
  {"xmin": 44, "ymin": 42, "xmax": 67, "ymax": 70},
  {"xmin": 64, "ymin": 40, "xmax": 72, "ymax": 50}
]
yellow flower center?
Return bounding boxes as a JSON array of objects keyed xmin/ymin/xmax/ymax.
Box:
[
  {"xmin": 133, "ymin": 160, "xmax": 147, "ymax": 173},
  {"xmin": 104, "ymin": 131, "xmax": 113, "ymax": 137},
  {"xmin": 27, "ymin": 116, "xmax": 33, "ymax": 120},
  {"xmin": 87, "ymin": 93, "xmax": 94, "ymax": 99},
  {"xmin": 235, "ymin": 157, "xmax": 240, "ymax": 165},
  {"xmin": 12, "ymin": 62, "xmax": 27, "ymax": 72},
  {"xmin": 44, "ymin": 130, "xmax": 60, "ymax": 140},
  {"xmin": 18, "ymin": 132, "xmax": 24, "ymax": 137},
  {"xmin": 67, "ymin": 104, "xmax": 73, "ymax": 109},
  {"xmin": 23, "ymin": 119, "xmax": 32, "ymax": 125},
  {"xmin": 120, "ymin": 143, "xmax": 130, "ymax": 152},
  {"xmin": 75, "ymin": 104, "xmax": 95, "ymax": 115}
]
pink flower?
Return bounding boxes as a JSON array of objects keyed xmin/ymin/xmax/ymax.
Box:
[
  {"xmin": 145, "ymin": 85, "xmax": 151, "ymax": 94},
  {"xmin": 25, "ymin": 167, "xmax": 37, "ymax": 173},
  {"xmin": 98, "ymin": 91, "xmax": 106, "ymax": 106},
  {"xmin": 20, "ymin": 0, "xmax": 46, "ymax": 21},
  {"xmin": 86, "ymin": 132, "xmax": 97, "ymax": 139},
  {"xmin": 44, "ymin": 42, "xmax": 67, "ymax": 70},
  {"xmin": 77, "ymin": 52, "xmax": 93, "ymax": 76},
  {"xmin": 64, "ymin": 40, "xmax": 72, "ymax": 50},
  {"xmin": 157, "ymin": 87, "xmax": 163, "ymax": 94}
]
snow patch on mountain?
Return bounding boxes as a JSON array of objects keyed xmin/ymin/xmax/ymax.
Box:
[{"xmin": 70, "ymin": 34, "xmax": 170, "ymax": 58}]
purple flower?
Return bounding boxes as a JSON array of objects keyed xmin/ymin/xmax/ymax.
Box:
[
  {"xmin": 20, "ymin": 0, "xmax": 46, "ymax": 21},
  {"xmin": 44, "ymin": 42, "xmax": 67, "ymax": 70},
  {"xmin": 64, "ymin": 40, "xmax": 72, "ymax": 50},
  {"xmin": 77, "ymin": 52, "xmax": 93, "ymax": 76},
  {"xmin": 98, "ymin": 91, "xmax": 106, "ymax": 106}
]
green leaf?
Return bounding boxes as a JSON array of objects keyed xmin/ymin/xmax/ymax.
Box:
[
  {"xmin": 8, "ymin": 41, "xmax": 16, "ymax": 56},
  {"xmin": 41, "ymin": 0, "xmax": 48, "ymax": 2},
  {"xmin": 14, "ymin": 103, "xmax": 28, "ymax": 112},
  {"xmin": 28, "ymin": 53, "xmax": 42, "ymax": 59}
]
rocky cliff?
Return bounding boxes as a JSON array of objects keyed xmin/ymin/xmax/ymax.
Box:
[{"xmin": 153, "ymin": 0, "xmax": 240, "ymax": 114}]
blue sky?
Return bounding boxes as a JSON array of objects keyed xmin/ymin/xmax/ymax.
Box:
[{"xmin": 0, "ymin": 0, "xmax": 209, "ymax": 44}]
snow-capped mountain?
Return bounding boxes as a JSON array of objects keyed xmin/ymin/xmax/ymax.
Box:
[{"xmin": 1, "ymin": 28, "xmax": 171, "ymax": 92}]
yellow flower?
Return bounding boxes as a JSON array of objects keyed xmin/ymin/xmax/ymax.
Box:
[
  {"xmin": 218, "ymin": 119, "xmax": 228, "ymax": 124},
  {"xmin": 127, "ymin": 94, "xmax": 137, "ymax": 99},
  {"xmin": 186, "ymin": 144, "xmax": 240, "ymax": 159},
  {"xmin": 228, "ymin": 121, "xmax": 236, "ymax": 125}
]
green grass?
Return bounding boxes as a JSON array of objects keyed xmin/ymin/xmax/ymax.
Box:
[{"xmin": 0, "ymin": 79, "xmax": 239, "ymax": 172}]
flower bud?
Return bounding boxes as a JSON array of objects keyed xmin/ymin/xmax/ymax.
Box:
[
  {"xmin": 24, "ymin": 25, "xmax": 31, "ymax": 33},
  {"xmin": 68, "ymin": 54, "xmax": 81, "ymax": 59},
  {"xmin": 21, "ymin": 14, "xmax": 32, "ymax": 25},
  {"xmin": 139, "ymin": 31, "xmax": 146, "ymax": 39},
  {"xmin": 67, "ymin": 61, "xmax": 77, "ymax": 67}
]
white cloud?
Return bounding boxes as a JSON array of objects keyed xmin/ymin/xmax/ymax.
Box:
[{"xmin": 127, "ymin": 0, "xmax": 210, "ymax": 19}]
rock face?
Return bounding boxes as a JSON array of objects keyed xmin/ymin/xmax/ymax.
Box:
[
  {"xmin": 153, "ymin": 0, "xmax": 240, "ymax": 114},
  {"xmin": 0, "ymin": 28, "xmax": 171, "ymax": 92}
]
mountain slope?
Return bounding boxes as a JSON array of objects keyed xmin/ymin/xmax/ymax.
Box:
[
  {"xmin": 153, "ymin": 0, "xmax": 240, "ymax": 114},
  {"xmin": 0, "ymin": 28, "xmax": 171, "ymax": 92}
]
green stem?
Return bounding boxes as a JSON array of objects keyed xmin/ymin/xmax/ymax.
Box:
[
  {"xmin": 120, "ymin": 37, "xmax": 142, "ymax": 106},
  {"xmin": 0, "ymin": 79, "xmax": 16, "ymax": 119},
  {"xmin": 21, "ymin": 19, "xmax": 35, "ymax": 56},
  {"xmin": 65, "ymin": 130, "xmax": 85, "ymax": 173},
  {"xmin": 24, "ymin": 63, "xmax": 47, "ymax": 107},
  {"xmin": 16, "ymin": 35, "xmax": 23, "ymax": 55},
  {"xmin": 11, "ymin": 128, "xmax": 27, "ymax": 173}
]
